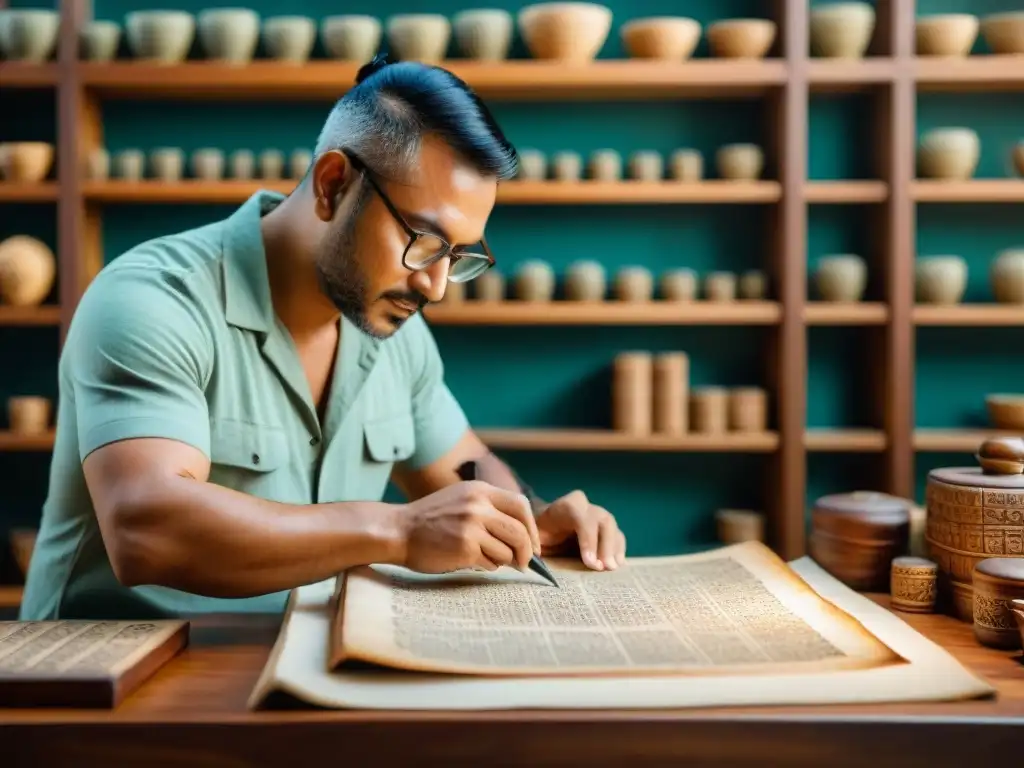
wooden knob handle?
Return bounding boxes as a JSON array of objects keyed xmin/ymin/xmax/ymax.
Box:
[{"xmin": 976, "ymin": 436, "xmax": 1024, "ymax": 474}]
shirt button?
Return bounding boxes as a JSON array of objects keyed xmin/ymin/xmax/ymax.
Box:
[
  {"xmin": 251, "ymin": 453, "xmax": 260, "ymax": 465},
  {"xmin": 310, "ymin": 436, "xmax": 319, "ymax": 446}
]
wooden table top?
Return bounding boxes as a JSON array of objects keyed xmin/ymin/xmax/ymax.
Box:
[{"xmin": 3, "ymin": 594, "xmax": 1024, "ymax": 766}]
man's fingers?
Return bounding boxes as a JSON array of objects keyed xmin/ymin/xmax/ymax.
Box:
[
  {"xmin": 575, "ymin": 512, "xmax": 602, "ymax": 571},
  {"xmin": 481, "ymin": 508, "xmax": 535, "ymax": 570},
  {"xmin": 478, "ymin": 536, "xmax": 516, "ymax": 571},
  {"xmin": 617, "ymin": 530, "xmax": 627, "ymax": 564},
  {"xmin": 597, "ymin": 514, "xmax": 619, "ymax": 569},
  {"xmin": 484, "ymin": 484, "xmax": 541, "ymax": 554}
]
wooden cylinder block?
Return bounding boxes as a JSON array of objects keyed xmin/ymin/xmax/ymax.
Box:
[
  {"xmin": 715, "ymin": 508, "xmax": 764, "ymax": 544},
  {"xmin": 652, "ymin": 352, "xmax": 688, "ymax": 435},
  {"xmin": 690, "ymin": 387, "xmax": 727, "ymax": 433},
  {"xmin": 972, "ymin": 558, "xmax": 1024, "ymax": 650},
  {"xmin": 728, "ymin": 387, "xmax": 767, "ymax": 432},
  {"xmin": 8, "ymin": 396, "xmax": 50, "ymax": 434},
  {"xmin": 890, "ymin": 556, "xmax": 938, "ymax": 613},
  {"xmin": 612, "ymin": 352, "xmax": 652, "ymax": 434}
]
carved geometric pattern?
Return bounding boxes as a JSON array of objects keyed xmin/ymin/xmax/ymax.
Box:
[
  {"xmin": 891, "ymin": 573, "xmax": 936, "ymax": 607},
  {"xmin": 973, "ymin": 593, "xmax": 1017, "ymax": 631}
]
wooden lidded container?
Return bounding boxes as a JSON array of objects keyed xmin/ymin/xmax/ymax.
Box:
[
  {"xmin": 925, "ymin": 437, "xmax": 1024, "ymax": 622},
  {"xmin": 972, "ymin": 558, "xmax": 1024, "ymax": 650},
  {"xmin": 808, "ymin": 491, "xmax": 911, "ymax": 592}
]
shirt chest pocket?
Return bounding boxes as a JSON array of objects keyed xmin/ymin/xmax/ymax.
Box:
[
  {"xmin": 208, "ymin": 419, "xmax": 291, "ymax": 499},
  {"xmin": 361, "ymin": 412, "xmax": 416, "ymax": 499}
]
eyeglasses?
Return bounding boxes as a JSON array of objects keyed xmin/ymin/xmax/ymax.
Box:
[{"xmin": 343, "ymin": 150, "xmax": 496, "ymax": 283}]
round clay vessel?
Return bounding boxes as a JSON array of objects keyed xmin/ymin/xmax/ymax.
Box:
[
  {"xmin": 197, "ymin": 8, "xmax": 260, "ymax": 64},
  {"xmin": 514, "ymin": 260, "xmax": 556, "ymax": 301},
  {"xmin": 86, "ymin": 148, "xmax": 110, "ymax": 180},
  {"xmin": 80, "ymin": 20, "xmax": 122, "ymax": 61},
  {"xmin": 0, "ymin": 235, "xmax": 56, "ymax": 307},
  {"xmin": 986, "ymin": 395, "xmax": 1024, "ymax": 431},
  {"xmin": 704, "ymin": 271, "xmax": 736, "ymax": 301},
  {"xmin": 588, "ymin": 149, "xmax": 621, "ymax": 181},
  {"xmin": 321, "ymin": 16, "xmax": 381, "ymax": 62},
  {"xmin": 0, "ymin": 142, "xmax": 53, "ymax": 183},
  {"xmin": 453, "ymin": 9, "xmax": 513, "ymax": 60},
  {"xmin": 706, "ymin": 18, "xmax": 776, "ymax": 58},
  {"xmin": 628, "ymin": 150, "xmax": 662, "ymax": 181},
  {"xmin": 973, "ymin": 558, "xmax": 1024, "ymax": 649},
  {"xmin": 980, "ymin": 11, "xmax": 1024, "ymax": 54},
  {"xmin": 917, "ymin": 127, "xmax": 980, "ymax": 180},
  {"xmin": 517, "ymin": 2, "xmax": 612, "ymax": 62},
  {"xmin": 669, "ymin": 149, "xmax": 702, "ymax": 181},
  {"xmin": 259, "ymin": 149, "xmax": 284, "ymax": 179},
  {"xmin": 113, "ymin": 149, "xmax": 144, "ymax": 180},
  {"xmin": 552, "ymin": 151, "xmax": 582, "ymax": 181},
  {"xmin": 150, "ymin": 148, "xmax": 184, "ymax": 180},
  {"xmin": 0, "ymin": 9, "xmax": 60, "ymax": 62},
  {"xmin": 289, "ymin": 149, "xmax": 312, "ymax": 179},
  {"xmin": 915, "ymin": 13, "xmax": 979, "ymax": 56},
  {"xmin": 715, "ymin": 509, "xmax": 764, "ymax": 544},
  {"xmin": 229, "ymin": 149, "xmax": 255, "ymax": 179},
  {"xmin": 190, "ymin": 148, "xmax": 224, "ymax": 180},
  {"xmin": 7, "ymin": 396, "xmax": 50, "ymax": 435},
  {"xmin": 614, "ymin": 266, "xmax": 653, "ymax": 301},
  {"xmin": 125, "ymin": 10, "xmax": 196, "ymax": 63},
  {"xmin": 660, "ymin": 268, "xmax": 697, "ymax": 300},
  {"xmin": 991, "ymin": 249, "xmax": 1024, "ymax": 304},
  {"xmin": 738, "ymin": 269, "xmax": 766, "ymax": 299},
  {"xmin": 386, "ymin": 14, "xmax": 451, "ymax": 63},
  {"xmin": 809, "ymin": 2, "xmax": 875, "ymax": 58},
  {"xmin": 620, "ymin": 16, "xmax": 700, "ymax": 60},
  {"xmin": 262, "ymin": 16, "xmax": 316, "ymax": 63},
  {"xmin": 564, "ymin": 260, "xmax": 605, "ymax": 300},
  {"xmin": 516, "ymin": 149, "xmax": 546, "ymax": 180},
  {"xmin": 915, "ymin": 255, "xmax": 967, "ymax": 304},
  {"xmin": 716, "ymin": 143, "xmax": 763, "ymax": 180},
  {"xmin": 474, "ymin": 269, "xmax": 505, "ymax": 301},
  {"xmin": 814, "ymin": 254, "xmax": 867, "ymax": 301}
]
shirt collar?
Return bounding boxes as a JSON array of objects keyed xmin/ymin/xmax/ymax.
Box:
[{"xmin": 221, "ymin": 189, "xmax": 283, "ymax": 334}]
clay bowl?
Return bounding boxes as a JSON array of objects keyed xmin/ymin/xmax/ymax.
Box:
[
  {"xmin": 80, "ymin": 20, "xmax": 122, "ymax": 61},
  {"xmin": 321, "ymin": 16, "xmax": 381, "ymax": 63},
  {"xmin": 915, "ymin": 255, "xmax": 967, "ymax": 305},
  {"xmin": 917, "ymin": 127, "xmax": 980, "ymax": 180},
  {"xmin": 453, "ymin": 9, "xmax": 513, "ymax": 60},
  {"xmin": 262, "ymin": 16, "xmax": 316, "ymax": 63},
  {"xmin": 386, "ymin": 14, "xmax": 451, "ymax": 62},
  {"xmin": 0, "ymin": 141, "xmax": 54, "ymax": 183},
  {"xmin": 986, "ymin": 394, "xmax": 1024, "ymax": 430},
  {"xmin": 9, "ymin": 528, "xmax": 36, "ymax": 577},
  {"xmin": 980, "ymin": 11, "xmax": 1024, "ymax": 54},
  {"xmin": 715, "ymin": 143, "xmax": 763, "ymax": 180},
  {"xmin": 815, "ymin": 254, "xmax": 867, "ymax": 302},
  {"xmin": 706, "ymin": 18, "xmax": 776, "ymax": 59},
  {"xmin": 198, "ymin": 8, "xmax": 260, "ymax": 64},
  {"xmin": 0, "ymin": 8, "xmax": 60, "ymax": 62},
  {"xmin": 125, "ymin": 10, "xmax": 196, "ymax": 63},
  {"xmin": 517, "ymin": 2, "xmax": 613, "ymax": 62},
  {"xmin": 0, "ymin": 235, "xmax": 56, "ymax": 307},
  {"xmin": 915, "ymin": 13, "xmax": 979, "ymax": 56},
  {"xmin": 991, "ymin": 248, "xmax": 1024, "ymax": 304},
  {"xmin": 809, "ymin": 2, "xmax": 875, "ymax": 59},
  {"xmin": 620, "ymin": 16, "xmax": 701, "ymax": 60}
]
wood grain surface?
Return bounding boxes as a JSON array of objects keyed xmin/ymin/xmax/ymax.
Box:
[{"xmin": 1, "ymin": 595, "xmax": 1022, "ymax": 766}]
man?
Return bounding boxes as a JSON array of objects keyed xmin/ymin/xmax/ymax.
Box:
[{"xmin": 19, "ymin": 58, "xmax": 626, "ymax": 621}]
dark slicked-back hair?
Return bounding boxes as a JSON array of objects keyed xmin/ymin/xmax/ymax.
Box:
[{"xmin": 313, "ymin": 57, "xmax": 519, "ymax": 183}]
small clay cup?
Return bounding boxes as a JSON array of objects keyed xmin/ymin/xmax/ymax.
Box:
[
  {"xmin": 716, "ymin": 509, "xmax": 764, "ymax": 543},
  {"xmin": 452, "ymin": 9, "xmax": 513, "ymax": 60},
  {"xmin": 258, "ymin": 149, "xmax": 284, "ymax": 179},
  {"xmin": 113, "ymin": 149, "xmax": 144, "ymax": 180},
  {"xmin": 915, "ymin": 255, "xmax": 967, "ymax": 305},
  {"xmin": 704, "ymin": 272, "xmax": 736, "ymax": 302},
  {"xmin": 289, "ymin": 149, "xmax": 313, "ymax": 179},
  {"xmin": 386, "ymin": 14, "xmax": 451, "ymax": 63},
  {"xmin": 262, "ymin": 16, "xmax": 317, "ymax": 63},
  {"xmin": 229, "ymin": 149, "xmax": 255, "ymax": 179},
  {"xmin": 516, "ymin": 149, "xmax": 546, "ymax": 180},
  {"xmin": 629, "ymin": 150, "xmax": 663, "ymax": 181},
  {"xmin": 660, "ymin": 268, "xmax": 698, "ymax": 300},
  {"xmin": 552, "ymin": 151, "xmax": 582, "ymax": 182},
  {"xmin": 80, "ymin": 20, "xmax": 122, "ymax": 61},
  {"xmin": 85, "ymin": 148, "xmax": 110, "ymax": 180},
  {"xmin": 321, "ymin": 15, "xmax": 381, "ymax": 62},
  {"xmin": 614, "ymin": 266, "xmax": 654, "ymax": 302},
  {"xmin": 150, "ymin": 148, "xmax": 184, "ymax": 181},
  {"xmin": 738, "ymin": 270, "xmax": 767, "ymax": 299},
  {"xmin": 514, "ymin": 260, "xmax": 556, "ymax": 301},
  {"xmin": 474, "ymin": 270, "xmax": 505, "ymax": 301},
  {"xmin": 589, "ymin": 149, "xmax": 621, "ymax": 181},
  {"xmin": 8, "ymin": 396, "xmax": 50, "ymax": 434},
  {"xmin": 191, "ymin": 148, "xmax": 224, "ymax": 180},
  {"xmin": 815, "ymin": 254, "xmax": 867, "ymax": 301},
  {"xmin": 669, "ymin": 149, "xmax": 702, "ymax": 181},
  {"xmin": 716, "ymin": 144, "xmax": 764, "ymax": 180},
  {"xmin": 197, "ymin": 8, "xmax": 260, "ymax": 64},
  {"xmin": 564, "ymin": 260, "xmax": 605, "ymax": 301}
]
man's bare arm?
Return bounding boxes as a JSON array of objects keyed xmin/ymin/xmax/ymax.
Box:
[{"xmin": 84, "ymin": 437, "xmax": 406, "ymax": 598}]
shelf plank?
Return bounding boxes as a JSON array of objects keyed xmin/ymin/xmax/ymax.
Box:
[
  {"xmin": 80, "ymin": 60, "xmax": 788, "ymax": 100},
  {"xmin": 808, "ymin": 58, "xmax": 895, "ymax": 91},
  {"xmin": 0, "ymin": 183, "xmax": 59, "ymax": 203},
  {"xmin": 912, "ymin": 180, "xmax": 1024, "ymax": 202},
  {"xmin": 82, "ymin": 179, "xmax": 783, "ymax": 205},
  {"xmin": 424, "ymin": 300, "xmax": 782, "ymax": 325},
  {"xmin": 914, "ymin": 429, "xmax": 1024, "ymax": 453},
  {"xmin": 0, "ymin": 586, "xmax": 23, "ymax": 610},
  {"xmin": 913, "ymin": 304, "xmax": 1024, "ymax": 326},
  {"xmin": 476, "ymin": 428, "xmax": 779, "ymax": 452},
  {"xmin": 0, "ymin": 306, "xmax": 61, "ymax": 326},
  {"xmin": 916, "ymin": 55, "xmax": 1024, "ymax": 92},
  {"xmin": 804, "ymin": 302, "xmax": 888, "ymax": 324},
  {"xmin": 0, "ymin": 431, "xmax": 55, "ymax": 452},
  {"xmin": 0, "ymin": 62, "xmax": 58, "ymax": 88},
  {"xmin": 804, "ymin": 429, "xmax": 887, "ymax": 452},
  {"xmin": 804, "ymin": 180, "xmax": 888, "ymax": 203}
]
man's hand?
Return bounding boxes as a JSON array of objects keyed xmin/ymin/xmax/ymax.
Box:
[{"xmin": 535, "ymin": 490, "xmax": 626, "ymax": 571}]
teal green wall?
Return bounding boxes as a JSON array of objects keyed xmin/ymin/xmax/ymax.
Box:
[{"xmin": 1, "ymin": 0, "xmax": 1022, "ymax": 581}]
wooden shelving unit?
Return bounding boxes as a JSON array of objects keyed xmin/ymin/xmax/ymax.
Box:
[
  {"xmin": 0, "ymin": 306, "xmax": 62, "ymax": 327},
  {"xmin": 2, "ymin": 0, "xmax": 1022, "ymax": 571},
  {"xmin": 0, "ymin": 430, "xmax": 57, "ymax": 452}
]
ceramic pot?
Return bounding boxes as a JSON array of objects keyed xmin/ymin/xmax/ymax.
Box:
[
  {"xmin": 564, "ymin": 260, "xmax": 605, "ymax": 300},
  {"xmin": 809, "ymin": 2, "xmax": 875, "ymax": 58},
  {"xmin": 80, "ymin": 20, "xmax": 122, "ymax": 61},
  {"xmin": 289, "ymin": 149, "xmax": 313, "ymax": 179},
  {"xmin": 660, "ymin": 268, "xmax": 697, "ymax": 300},
  {"xmin": 0, "ymin": 235, "xmax": 56, "ymax": 307},
  {"xmin": 716, "ymin": 143, "xmax": 763, "ymax": 180},
  {"xmin": 915, "ymin": 256, "xmax": 967, "ymax": 305},
  {"xmin": 125, "ymin": 10, "xmax": 195, "ymax": 64},
  {"xmin": 615, "ymin": 266, "xmax": 654, "ymax": 302},
  {"xmin": 517, "ymin": 2, "xmax": 612, "ymax": 62},
  {"xmin": 704, "ymin": 272, "xmax": 736, "ymax": 302},
  {"xmin": 915, "ymin": 14, "xmax": 979, "ymax": 56},
  {"xmin": 729, "ymin": 387, "xmax": 768, "ymax": 432},
  {"xmin": 113, "ymin": 149, "xmax": 144, "ymax": 180},
  {"xmin": 918, "ymin": 128, "xmax": 980, "ymax": 180},
  {"xmin": 690, "ymin": 387, "xmax": 728, "ymax": 433},
  {"xmin": 474, "ymin": 270, "xmax": 505, "ymax": 301},
  {"xmin": 980, "ymin": 12, "xmax": 1024, "ymax": 54},
  {"xmin": 197, "ymin": 8, "xmax": 260, "ymax": 64},
  {"xmin": 229, "ymin": 149, "xmax": 255, "ymax": 179},
  {"xmin": 386, "ymin": 14, "xmax": 451, "ymax": 63},
  {"xmin": 321, "ymin": 15, "xmax": 381, "ymax": 62},
  {"xmin": 0, "ymin": 142, "xmax": 53, "ymax": 183},
  {"xmin": 739, "ymin": 270, "xmax": 766, "ymax": 299},
  {"xmin": 620, "ymin": 16, "xmax": 700, "ymax": 60},
  {"xmin": 259, "ymin": 149, "xmax": 283, "ymax": 179},
  {"xmin": 589, "ymin": 149, "xmax": 621, "ymax": 181},
  {"xmin": 669, "ymin": 149, "xmax": 702, "ymax": 181},
  {"xmin": 85, "ymin": 148, "xmax": 110, "ymax": 180},
  {"xmin": 7, "ymin": 396, "xmax": 50, "ymax": 435},
  {"xmin": 0, "ymin": 9, "xmax": 60, "ymax": 62},
  {"xmin": 552, "ymin": 151, "xmax": 582, "ymax": 181},
  {"xmin": 453, "ymin": 9, "xmax": 513, "ymax": 60},
  {"xmin": 815, "ymin": 254, "xmax": 867, "ymax": 302},
  {"xmin": 516, "ymin": 149, "xmax": 546, "ymax": 180},
  {"xmin": 514, "ymin": 260, "xmax": 556, "ymax": 301},
  {"xmin": 150, "ymin": 148, "xmax": 184, "ymax": 181},
  {"xmin": 716, "ymin": 509, "xmax": 764, "ymax": 544},
  {"xmin": 628, "ymin": 151, "xmax": 663, "ymax": 181},
  {"xmin": 991, "ymin": 249, "xmax": 1024, "ymax": 304},
  {"xmin": 262, "ymin": 16, "xmax": 316, "ymax": 63},
  {"xmin": 706, "ymin": 18, "xmax": 776, "ymax": 58},
  {"xmin": 191, "ymin": 148, "xmax": 224, "ymax": 180}
]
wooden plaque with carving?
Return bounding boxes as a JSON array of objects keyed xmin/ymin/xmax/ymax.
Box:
[{"xmin": 0, "ymin": 620, "xmax": 189, "ymax": 708}]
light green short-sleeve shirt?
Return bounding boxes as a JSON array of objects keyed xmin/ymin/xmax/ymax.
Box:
[{"xmin": 19, "ymin": 191, "xmax": 470, "ymax": 620}]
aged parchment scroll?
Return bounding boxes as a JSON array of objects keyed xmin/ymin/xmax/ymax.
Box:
[
  {"xmin": 248, "ymin": 542, "xmax": 995, "ymax": 710},
  {"xmin": 328, "ymin": 541, "xmax": 898, "ymax": 676}
]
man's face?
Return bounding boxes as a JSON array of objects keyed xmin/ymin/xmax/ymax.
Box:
[{"xmin": 313, "ymin": 136, "xmax": 497, "ymax": 340}]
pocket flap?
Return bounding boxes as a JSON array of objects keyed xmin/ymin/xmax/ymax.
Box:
[
  {"xmin": 363, "ymin": 413, "xmax": 416, "ymax": 463},
  {"xmin": 210, "ymin": 419, "xmax": 289, "ymax": 472}
]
